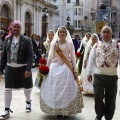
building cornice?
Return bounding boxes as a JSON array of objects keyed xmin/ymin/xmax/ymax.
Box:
[{"xmin": 39, "ymin": 0, "xmax": 58, "ymax": 10}]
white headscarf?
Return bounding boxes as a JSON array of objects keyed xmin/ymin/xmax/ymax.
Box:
[
  {"xmin": 46, "ymin": 30, "xmax": 55, "ymax": 42},
  {"xmin": 78, "ymin": 32, "xmax": 91, "ymax": 52},
  {"xmin": 80, "ymin": 33, "xmax": 100, "ymax": 81},
  {"xmin": 83, "ymin": 33, "xmax": 100, "ymax": 61},
  {"xmin": 48, "ymin": 26, "xmax": 73, "ymax": 60},
  {"xmin": 43, "ymin": 30, "xmax": 55, "ymax": 54}
]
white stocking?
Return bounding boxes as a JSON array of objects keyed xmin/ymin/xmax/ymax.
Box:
[
  {"xmin": 4, "ymin": 90, "xmax": 12, "ymax": 108},
  {"xmin": 24, "ymin": 89, "xmax": 32, "ymax": 102}
]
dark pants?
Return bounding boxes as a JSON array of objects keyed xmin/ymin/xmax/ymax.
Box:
[{"xmin": 93, "ymin": 74, "xmax": 118, "ymax": 120}]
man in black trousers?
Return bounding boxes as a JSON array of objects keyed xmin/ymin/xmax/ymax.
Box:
[{"xmin": 87, "ymin": 26, "xmax": 118, "ymax": 120}]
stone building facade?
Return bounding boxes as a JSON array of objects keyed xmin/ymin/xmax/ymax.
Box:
[
  {"xmin": 93, "ymin": 0, "xmax": 120, "ymax": 37},
  {"xmin": 0, "ymin": 0, "xmax": 58, "ymax": 37},
  {"xmin": 45, "ymin": 0, "xmax": 96, "ymax": 37}
]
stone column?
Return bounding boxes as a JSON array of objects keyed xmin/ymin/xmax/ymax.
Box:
[
  {"xmin": 16, "ymin": 0, "xmax": 24, "ymax": 21},
  {"xmin": 33, "ymin": 1, "xmax": 37, "ymax": 34},
  {"xmin": 13, "ymin": 0, "xmax": 16, "ymax": 20},
  {"xmin": 16, "ymin": 0, "xmax": 24, "ymax": 33},
  {"xmin": 38, "ymin": 7, "xmax": 42, "ymax": 36},
  {"xmin": 35, "ymin": 6, "xmax": 39, "ymax": 34},
  {"xmin": 49, "ymin": 12, "xmax": 54, "ymax": 31}
]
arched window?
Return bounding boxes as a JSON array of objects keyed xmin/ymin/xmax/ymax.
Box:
[
  {"xmin": 25, "ymin": 11, "xmax": 31, "ymax": 37},
  {"xmin": 0, "ymin": 4, "xmax": 10, "ymax": 32},
  {"xmin": 42, "ymin": 15, "xmax": 48, "ymax": 37},
  {"xmin": 1, "ymin": 5, "xmax": 9, "ymax": 18},
  {"xmin": 25, "ymin": 12, "xmax": 31, "ymax": 22}
]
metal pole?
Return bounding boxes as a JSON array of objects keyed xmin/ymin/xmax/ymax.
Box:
[{"xmin": 44, "ymin": 14, "xmax": 47, "ymax": 37}]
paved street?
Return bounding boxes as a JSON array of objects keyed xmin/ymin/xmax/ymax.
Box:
[{"xmin": 0, "ymin": 67, "xmax": 120, "ymax": 120}]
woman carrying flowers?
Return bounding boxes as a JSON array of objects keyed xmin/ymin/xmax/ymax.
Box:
[
  {"xmin": 40, "ymin": 26, "xmax": 83, "ymax": 118},
  {"xmin": 34, "ymin": 54, "xmax": 49, "ymax": 88},
  {"xmin": 43, "ymin": 30, "xmax": 54, "ymax": 58},
  {"xmin": 77, "ymin": 32, "xmax": 91, "ymax": 75}
]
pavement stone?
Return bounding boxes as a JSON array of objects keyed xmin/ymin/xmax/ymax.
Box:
[{"xmin": 0, "ymin": 67, "xmax": 120, "ymax": 120}]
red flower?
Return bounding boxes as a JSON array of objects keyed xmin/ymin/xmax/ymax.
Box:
[
  {"xmin": 39, "ymin": 58, "xmax": 46, "ymax": 65},
  {"xmin": 75, "ymin": 52, "xmax": 82, "ymax": 58},
  {"xmin": 39, "ymin": 66, "xmax": 49, "ymax": 75}
]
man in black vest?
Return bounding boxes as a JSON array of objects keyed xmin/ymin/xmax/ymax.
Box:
[{"xmin": 0, "ymin": 20, "xmax": 33, "ymax": 119}]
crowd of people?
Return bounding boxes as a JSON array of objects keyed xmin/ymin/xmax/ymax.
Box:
[{"xmin": 0, "ymin": 20, "xmax": 119, "ymax": 120}]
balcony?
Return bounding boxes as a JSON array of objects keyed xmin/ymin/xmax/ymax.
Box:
[
  {"xmin": 91, "ymin": 8, "xmax": 96, "ymax": 14},
  {"xmin": 72, "ymin": 2, "xmax": 83, "ymax": 7}
]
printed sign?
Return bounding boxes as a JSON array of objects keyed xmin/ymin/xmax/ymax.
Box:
[
  {"xmin": 96, "ymin": 9, "xmax": 109, "ymax": 21},
  {"xmin": 96, "ymin": 21, "xmax": 107, "ymax": 33}
]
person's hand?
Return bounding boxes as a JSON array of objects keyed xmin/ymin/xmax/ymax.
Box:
[
  {"xmin": 0, "ymin": 71, "xmax": 3, "ymax": 81},
  {"xmin": 83, "ymin": 63, "xmax": 86, "ymax": 68},
  {"xmin": 25, "ymin": 71, "xmax": 31, "ymax": 78},
  {"xmin": 41, "ymin": 54, "xmax": 45, "ymax": 59},
  {"xmin": 87, "ymin": 75, "xmax": 92, "ymax": 82},
  {"xmin": 0, "ymin": 71, "xmax": 3, "ymax": 75},
  {"xmin": 83, "ymin": 60, "xmax": 87, "ymax": 68},
  {"xmin": 74, "ymin": 72, "xmax": 78, "ymax": 80}
]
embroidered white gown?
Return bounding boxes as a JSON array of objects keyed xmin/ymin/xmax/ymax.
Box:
[
  {"xmin": 80, "ymin": 44, "xmax": 94, "ymax": 94},
  {"xmin": 40, "ymin": 42, "xmax": 83, "ymax": 116}
]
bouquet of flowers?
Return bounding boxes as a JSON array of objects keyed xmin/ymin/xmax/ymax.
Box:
[
  {"xmin": 34, "ymin": 57, "xmax": 49, "ymax": 88},
  {"xmin": 39, "ymin": 66, "xmax": 49, "ymax": 75},
  {"xmin": 75, "ymin": 52, "xmax": 82, "ymax": 59}
]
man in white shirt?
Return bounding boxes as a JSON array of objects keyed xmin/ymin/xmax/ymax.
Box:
[{"xmin": 87, "ymin": 26, "xmax": 119, "ymax": 120}]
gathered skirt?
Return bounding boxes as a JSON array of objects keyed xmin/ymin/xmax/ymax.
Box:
[
  {"xmin": 40, "ymin": 61, "xmax": 83, "ymax": 116},
  {"xmin": 80, "ymin": 64, "xmax": 94, "ymax": 94}
]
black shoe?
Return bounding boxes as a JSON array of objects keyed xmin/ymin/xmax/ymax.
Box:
[
  {"xmin": 25, "ymin": 101, "xmax": 31, "ymax": 112},
  {"xmin": 95, "ymin": 116, "xmax": 102, "ymax": 120},
  {"xmin": 105, "ymin": 116, "xmax": 112, "ymax": 120},
  {"xmin": 0, "ymin": 108, "xmax": 13, "ymax": 120},
  {"xmin": 64, "ymin": 116, "xmax": 69, "ymax": 119},
  {"xmin": 57, "ymin": 115, "xmax": 62, "ymax": 118}
]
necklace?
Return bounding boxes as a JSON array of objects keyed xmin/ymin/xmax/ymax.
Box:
[{"xmin": 58, "ymin": 40, "xmax": 66, "ymax": 45}]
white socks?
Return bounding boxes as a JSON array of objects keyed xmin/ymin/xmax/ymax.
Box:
[
  {"xmin": 4, "ymin": 89, "xmax": 32, "ymax": 109},
  {"xmin": 4, "ymin": 90, "xmax": 12, "ymax": 108},
  {"xmin": 24, "ymin": 89, "xmax": 32, "ymax": 102}
]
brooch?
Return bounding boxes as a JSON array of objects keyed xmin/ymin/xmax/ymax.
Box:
[{"xmin": 7, "ymin": 40, "xmax": 10, "ymax": 43}]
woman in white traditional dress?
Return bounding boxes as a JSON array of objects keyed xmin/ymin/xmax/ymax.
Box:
[
  {"xmin": 40, "ymin": 26, "xmax": 83, "ymax": 118},
  {"xmin": 43, "ymin": 30, "xmax": 55, "ymax": 58},
  {"xmin": 34, "ymin": 30, "xmax": 54, "ymax": 88},
  {"xmin": 77, "ymin": 33, "xmax": 91, "ymax": 75},
  {"xmin": 80, "ymin": 34, "xmax": 100, "ymax": 94}
]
